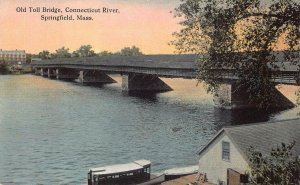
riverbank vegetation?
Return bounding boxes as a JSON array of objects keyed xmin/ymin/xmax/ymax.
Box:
[
  {"xmin": 172, "ymin": 0, "xmax": 299, "ymax": 109},
  {"xmin": 247, "ymin": 141, "xmax": 300, "ymax": 184},
  {"xmin": 0, "ymin": 62, "xmax": 32, "ymax": 75},
  {"xmin": 0, "ymin": 61, "xmax": 10, "ymax": 75}
]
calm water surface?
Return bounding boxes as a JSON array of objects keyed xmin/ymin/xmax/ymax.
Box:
[{"xmin": 0, "ymin": 75, "xmax": 299, "ymax": 184}]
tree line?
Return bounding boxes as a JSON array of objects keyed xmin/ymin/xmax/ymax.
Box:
[{"xmin": 37, "ymin": 45, "xmax": 143, "ymax": 60}]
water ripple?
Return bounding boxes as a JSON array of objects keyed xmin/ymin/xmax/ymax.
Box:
[{"xmin": 0, "ymin": 75, "xmax": 299, "ymax": 184}]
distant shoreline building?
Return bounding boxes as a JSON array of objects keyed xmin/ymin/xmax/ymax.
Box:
[{"xmin": 0, "ymin": 49, "xmax": 26, "ymax": 64}]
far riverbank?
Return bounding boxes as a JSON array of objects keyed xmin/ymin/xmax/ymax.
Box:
[{"xmin": 0, "ymin": 64, "xmax": 32, "ymax": 75}]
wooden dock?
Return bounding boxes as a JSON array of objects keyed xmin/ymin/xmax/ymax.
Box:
[{"xmin": 137, "ymin": 173, "xmax": 165, "ymax": 185}]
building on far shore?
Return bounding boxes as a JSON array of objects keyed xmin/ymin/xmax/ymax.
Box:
[
  {"xmin": 198, "ymin": 119, "xmax": 300, "ymax": 185},
  {"xmin": 0, "ymin": 49, "xmax": 26, "ymax": 64}
]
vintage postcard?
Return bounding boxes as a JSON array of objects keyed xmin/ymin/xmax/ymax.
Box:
[{"xmin": 0, "ymin": 0, "xmax": 299, "ymax": 185}]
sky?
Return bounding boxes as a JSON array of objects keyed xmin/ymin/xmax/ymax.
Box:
[{"xmin": 0, "ymin": 0, "xmax": 182, "ymax": 54}]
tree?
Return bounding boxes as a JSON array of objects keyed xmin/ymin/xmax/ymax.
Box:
[
  {"xmin": 172, "ymin": 0, "xmax": 300, "ymax": 109},
  {"xmin": 25, "ymin": 53, "xmax": 39, "ymax": 63},
  {"xmin": 38, "ymin": 50, "xmax": 51, "ymax": 59},
  {"xmin": 119, "ymin": 46, "xmax": 143, "ymax": 56},
  {"xmin": 247, "ymin": 141, "xmax": 300, "ymax": 184},
  {"xmin": 98, "ymin": 51, "xmax": 113, "ymax": 56},
  {"xmin": 72, "ymin": 51, "xmax": 80, "ymax": 58},
  {"xmin": 54, "ymin": 47, "xmax": 71, "ymax": 58},
  {"xmin": 74, "ymin": 45, "xmax": 96, "ymax": 57},
  {"xmin": 0, "ymin": 61, "xmax": 10, "ymax": 75}
]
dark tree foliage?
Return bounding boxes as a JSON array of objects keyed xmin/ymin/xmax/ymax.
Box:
[
  {"xmin": 38, "ymin": 50, "xmax": 51, "ymax": 59},
  {"xmin": 172, "ymin": 0, "xmax": 300, "ymax": 109},
  {"xmin": 118, "ymin": 46, "xmax": 143, "ymax": 56},
  {"xmin": 0, "ymin": 61, "xmax": 10, "ymax": 75},
  {"xmin": 247, "ymin": 141, "xmax": 300, "ymax": 185},
  {"xmin": 53, "ymin": 47, "xmax": 71, "ymax": 58},
  {"xmin": 73, "ymin": 45, "xmax": 97, "ymax": 57},
  {"xmin": 98, "ymin": 50, "xmax": 113, "ymax": 56}
]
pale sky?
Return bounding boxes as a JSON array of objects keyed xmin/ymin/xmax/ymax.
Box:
[
  {"xmin": 0, "ymin": 0, "xmax": 182, "ymax": 54},
  {"xmin": 0, "ymin": 0, "xmax": 287, "ymax": 55}
]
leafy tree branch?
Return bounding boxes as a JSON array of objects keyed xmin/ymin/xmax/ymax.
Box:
[{"xmin": 172, "ymin": 0, "xmax": 300, "ymax": 109}]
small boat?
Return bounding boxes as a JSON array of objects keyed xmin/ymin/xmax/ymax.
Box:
[
  {"xmin": 164, "ymin": 165, "xmax": 198, "ymax": 181},
  {"xmin": 88, "ymin": 160, "xmax": 151, "ymax": 185}
]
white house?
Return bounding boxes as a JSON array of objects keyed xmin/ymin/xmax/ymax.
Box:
[{"xmin": 198, "ymin": 119, "xmax": 300, "ymax": 185}]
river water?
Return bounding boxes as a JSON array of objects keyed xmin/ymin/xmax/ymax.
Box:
[{"xmin": 0, "ymin": 75, "xmax": 299, "ymax": 184}]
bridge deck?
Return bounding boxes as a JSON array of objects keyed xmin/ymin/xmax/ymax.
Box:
[{"xmin": 31, "ymin": 55, "xmax": 198, "ymax": 69}]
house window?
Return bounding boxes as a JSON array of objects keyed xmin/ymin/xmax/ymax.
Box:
[{"xmin": 222, "ymin": 141, "xmax": 230, "ymax": 161}]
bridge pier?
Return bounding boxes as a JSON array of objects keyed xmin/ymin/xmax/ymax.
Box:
[
  {"xmin": 34, "ymin": 68, "xmax": 40, "ymax": 75},
  {"xmin": 78, "ymin": 70, "xmax": 116, "ymax": 84},
  {"xmin": 48, "ymin": 68, "xmax": 56, "ymax": 78},
  {"xmin": 121, "ymin": 73, "xmax": 172, "ymax": 93},
  {"xmin": 56, "ymin": 68, "xmax": 78, "ymax": 80},
  {"xmin": 213, "ymin": 82, "xmax": 294, "ymax": 110},
  {"xmin": 40, "ymin": 68, "xmax": 48, "ymax": 77}
]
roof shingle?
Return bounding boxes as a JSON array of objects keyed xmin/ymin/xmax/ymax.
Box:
[{"xmin": 199, "ymin": 119, "xmax": 300, "ymax": 160}]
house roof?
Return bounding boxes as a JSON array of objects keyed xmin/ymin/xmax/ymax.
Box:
[
  {"xmin": 198, "ymin": 119, "xmax": 300, "ymax": 160},
  {"xmin": 89, "ymin": 160, "xmax": 151, "ymax": 176},
  {"xmin": 0, "ymin": 50, "xmax": 26, "ymax": 54}
]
